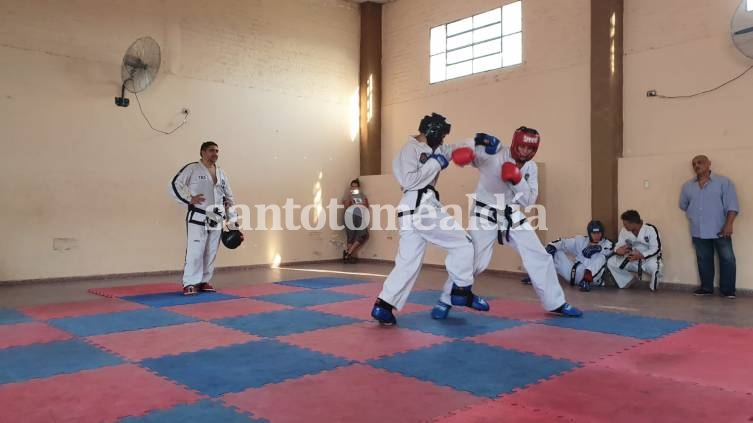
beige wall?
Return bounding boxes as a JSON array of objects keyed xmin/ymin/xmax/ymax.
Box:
[
  {"xmin": 378, "ymin": 0, "xmax": 592, "ymax": 270},
  {"xmin": 6, "ymin": 0, "xmax": 748, "ymax": 289},
  {"xmin": 0, "ymin": 0, "xmax": 361, "ymax": 281},
  {"xmin": 623, "ymin": 0, "xmax": 752, "ymax": 289}
]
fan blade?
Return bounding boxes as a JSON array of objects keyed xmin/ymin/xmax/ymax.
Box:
[
  {"xmin": 121, "ymin": 36, "xmax": 161, "ymax": 93},
  {"xmin": 123, "ymin": 55, "xmax": 147, "ymax": 69}
]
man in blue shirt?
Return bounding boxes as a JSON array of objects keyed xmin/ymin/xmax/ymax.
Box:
[{"xmin": 679, "ymin": 155, "xmax": 739, "ymax": 298}]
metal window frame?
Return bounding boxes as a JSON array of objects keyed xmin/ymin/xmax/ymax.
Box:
[{"xmin": 430, "ymin": 3, "xmax": 523, "ymax": 83}]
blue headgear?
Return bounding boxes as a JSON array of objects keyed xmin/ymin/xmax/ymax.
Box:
[{"xmin": 587, "ymin": 220, "xmax": 605, "ymax": 242}]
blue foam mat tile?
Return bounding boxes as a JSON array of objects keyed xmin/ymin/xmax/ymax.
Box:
[
  {"xmin": 404, "ymin": 290, "xmax": 445, "ymax": 306},
  {"xmin": 255, "ymin": 290, "xmax": 365, "ymax": 307},
  {"xmin": 396, "ymin": 310, "xmax": 523, "ymax": 338},
  {"xmin": 215, "ymin": 309, "xmax": 360, "ymax": 337},
  {"xmin": 0, "ymin": 339, "xmax": 122, "ymax": 384},
  {"xmin": 275, "ymin": 277, "xmax": 369, "ymax": 289},
  {"xmin": 122, "ymin": 292, "xmax": 240, "ymax": 307},
  {"xmin": 368, "ymin": 340, "xmax": 577, "ymax": 398},
  {"xmin": 120, "ymin": 399, "xmax": 264, "ymax": 423},
  {"xmin": 48, "ymin": 308, "xmax": 196, "ymax": 337},
  {"xmin": 541, "ymin": 310, "xmax": 693, "ymax": 340},
  {"xmin": 140, "ymin": 339, "xmax": 349, "ymax": 397},
  {"xmin": 0, "ymin": 308, "xmax": 32, "ymax": 325}
]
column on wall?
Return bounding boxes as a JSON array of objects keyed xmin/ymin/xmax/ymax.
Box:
[
  {"xmin": 359, "ymin": 2, "xmax": 382, "ymax": 175},
  {"xmin": 590, "ymin": 0, "xmax": 623, "ymax": 240}
]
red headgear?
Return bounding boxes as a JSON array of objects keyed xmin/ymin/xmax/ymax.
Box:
[{"xmin": 510, "ymin": 126, "xmax": 540, "ymax": 162}]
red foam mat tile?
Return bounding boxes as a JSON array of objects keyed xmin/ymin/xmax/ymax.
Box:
[
  {"xmin": 164, "ymin": 298, "xmax": 292, "ymax": 320},
  {"xmin": 307, "ymin": 297, "xmax": 430, "ymax": 321},
  {"xmin": 87, "ymin": 322, "xmax": 259, "ymax": 361},
  {"xmin": 0, "ymin": 363, "xmax": 203, "ymax": 423},
  {"xmin": 639, "ymin": 323, "xmax": 753, "ymax": 354},
  {"xmin": 278, "ymin": 322, "xmax": 451, "ymax": 361},
  {"xmin": 87, "ymin": 283, "xmax": 181, "ymax": 298},
  {"xmin": 21, "ymin": 298, "xmax": 146, "ymax": 320},
  {"xmin": 434, "ymin": 400, "xmax": 578, "ymax": 423},
  {"xmin": 470, "ymin": 324, "xmax": 643, "ymax": 363},
  {"xmin": 324, "ymin": 281, "xmax": 383, "ymax": 296},
  {"xmin": 595, "ymin": 324, "xmax": 753, "ymax": 393},
  {"xmin": 497, "ymin": 366, "xmax": 753, "ymax": 423},
  {"xmin": 222, "ymin": 364, "xmax": 484, "ymax": 423},
  {"xmin": 218, "ymin": 283, "xmax": 308, "ymax": 297},
  {"xmin": 0, "ymin": 322, "xmax": 73, "ymax": 349}
]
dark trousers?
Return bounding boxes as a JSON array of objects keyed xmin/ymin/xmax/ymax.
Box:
[{"xmin": 692, "ymin": 237, "xmax": 736, "ymax": 295}]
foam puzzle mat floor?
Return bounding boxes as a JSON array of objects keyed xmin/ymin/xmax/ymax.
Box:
[{"xmin": 2, "ymin": 276, "xmax": 753, "ymax": 422}]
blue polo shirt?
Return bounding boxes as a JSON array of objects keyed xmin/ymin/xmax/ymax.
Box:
[{"xmin": 679, "ymin": 172, "xmax": 739, "ymax": 239}]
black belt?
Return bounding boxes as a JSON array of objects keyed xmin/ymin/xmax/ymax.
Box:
[
  {"xmin": 619, "ymin": 253, "xmax": 661, "ymax": 280},
  {"xmin": 397, "ymin": 185, "xmax": 439, "ymax": 218},
  {"xmin": 618, "ymin": 256, "xmax": 645, "ymax": 280},
  {"xmin": 186, "ymin": 205, "xmax": 224, "ymax": 228},
  {"xmin": 570, "ymin": 261, "xmax": 582, "ymax": 286},
  {"xmin": 473, "ymin": 200, "xmax": 525, "ymax": 244},
  {"xmin": 185, "ymin": 208, "xmax": 205, "ymax": 227}
]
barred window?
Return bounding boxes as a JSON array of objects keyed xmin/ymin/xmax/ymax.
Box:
[{"xmin": 430, "ymin": 1, "xmax": 522, "ymax": 84}]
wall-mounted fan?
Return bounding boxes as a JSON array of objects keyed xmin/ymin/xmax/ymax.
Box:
[
  {"xmin": 731, "ymin": 0, "xmax": 753, "ymax": 59},
  {"xmin": 115, "ymin": 36, "xmax": 160, "ymax": 107},
  {"xmin": 114, "ymin": 36, "xmax": 189, "ymax": 134}
]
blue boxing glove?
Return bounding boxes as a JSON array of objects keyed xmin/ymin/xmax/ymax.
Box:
[
  {"xmin": 545, "ymin": 244, "xmax": 557, "ymax": 256},
  {"xmin": 474, "ymin": 132, "xmax": 489, "ymax": 145},
  {"xmin": 581, "ymin": 244, "xmax": 602, "ymax": 259},
  {"xmin": 474, "ymin": 133, "xmax": 501, "ymax": 155},
  {"xmin": 430, "ymin": 154, "xmax": 450, "ymax": 169}
]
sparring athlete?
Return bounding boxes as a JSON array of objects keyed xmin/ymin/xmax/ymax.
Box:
[
  {"xmin": 170, "ymin": 141, "xmax": 238, "ymax": 296},
  {"xmin": 545, "ymin": 220, "xmax": 614, "ymax": 292},
  {"xmin": 432, "ymin": 127, "xmax": 583, "ymax": 319},
  {"xmin": 371, "ymin": 113, "xmax": 489, "ymax": 325},
  {"xmin": 607, "ymin": 209, "xmax": 662, "ymax": 291}
]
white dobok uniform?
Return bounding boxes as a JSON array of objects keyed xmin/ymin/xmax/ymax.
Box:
[
  {"xmin": 439, "ymin": 140, "xmax": 567, "ymax": 312},
  {"xmin": 607, "ymin": 223, "xmax": 662, "ymax": 289},
  {"xmin": 377, "ymin": 137, "xmax": 474, "ymax": 311},
  {"xmin": 549, "ymin": 236, "xmax": 614, "ymax": 286},
  {"xmin": 170, "ymin": 161, "xmax": 236, "ymax": 287}
]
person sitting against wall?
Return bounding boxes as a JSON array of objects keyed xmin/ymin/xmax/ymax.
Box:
[
  {"xmin": 342, "ymin": 178, "xmax": 370, "ymax": 263},
  {"xmin": 545, "ymin": 220, "xmax": 614, "ymax": 292},
  {"xmin": 606, "ymin": 210, "xmax": 662, "ymax": 291}
]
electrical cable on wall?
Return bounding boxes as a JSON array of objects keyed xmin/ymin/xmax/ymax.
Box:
[
  {"xmin": 134, "ymin": 93, "xmax": 190, "ymax": 135},
  {"xmin": 647, "ymin": 1, "xmax": 753, "ymax": 99},
  {"xmin": 647, "ymin": 64, "xmax": 753, "ymax": 99}
]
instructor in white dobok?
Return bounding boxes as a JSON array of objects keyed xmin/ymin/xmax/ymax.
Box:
[
  {"xmin": 432, "ymin": 127, "xmax": 583, "ymax": 319},
  {"xmin": 170, "ymin": 141, "xmax": 238, "ymax": 296},
  {"xmin": 607, "ymin": 209, "xmax": 662, "ymax": 291},
  {"xmin": 371, "ymin": 113, "xmax": 489, "ymax": 325}
]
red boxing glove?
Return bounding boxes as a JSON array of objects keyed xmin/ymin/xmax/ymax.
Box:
[
  {"xmin": 451, "ymin": 147, "xmax": 475, "ymax": 166},
  {"xmin": 501, "ymin": 162, "xmax": 522, "ymax": 184}
]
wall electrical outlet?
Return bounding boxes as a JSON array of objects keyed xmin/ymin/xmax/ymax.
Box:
[{"xmin": 646, "ymin": 90, "xmax": 657, "ymax": 97}]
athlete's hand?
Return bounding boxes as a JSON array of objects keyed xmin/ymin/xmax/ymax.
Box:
[
  {"xmin": 628, "ymin": 250, "xmax": 644, "ymax": 261},
  {"xmin": 190, "ymin": 194, "xmax": 205, "ymax": 205}
]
